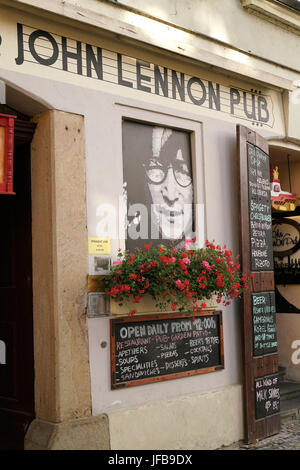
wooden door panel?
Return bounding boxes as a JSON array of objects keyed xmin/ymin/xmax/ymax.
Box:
[{"xmin": 237, "ymin": 125, "xmax": 280, "ymax": 444}]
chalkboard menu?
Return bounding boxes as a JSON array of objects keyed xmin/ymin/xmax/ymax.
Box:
[
  {"xmin": 110, "ymin": 312, "xmax": 224, "ymax": 388},
  {"xmin": 238, "ymin": 126, "xmax": 280, "ymax": 442},
  {"xmin": 255, "ymin": 374, "xmax": 280, "ymax": 420},
  {"xmin": 247, "ymin": 144, "xmax": 274, "ymax": 271},
  {"xmin": 252, "ymin": 291, "xmax": 277, "ymax": 356}
]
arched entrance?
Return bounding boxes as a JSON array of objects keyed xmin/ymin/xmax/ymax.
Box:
[{"xmin": 0, "ymin": 81, "xmax": 49, "ymax": 449}]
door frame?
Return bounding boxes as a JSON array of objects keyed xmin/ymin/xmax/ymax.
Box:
[{"xmin": 237, "ymin": 125, "xmax": 280, "ymax": 444}]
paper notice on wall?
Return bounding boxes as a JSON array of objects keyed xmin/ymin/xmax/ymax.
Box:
[{"xmin": 88, "ymin": 237, "xmax": 111, "ymax": 254}]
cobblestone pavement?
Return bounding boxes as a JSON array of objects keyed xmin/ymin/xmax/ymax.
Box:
[{"xmin": 219, "ymin": 419, "xmax": 300, "ymax": 450}]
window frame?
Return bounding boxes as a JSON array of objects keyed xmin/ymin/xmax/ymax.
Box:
[
  {"xmin": 273, "ymin": 1, "xmax": 300, "ymax": 12},
  {"xmin": 114, "ymin": 101, "xmax": 206, "ymax": 251}
]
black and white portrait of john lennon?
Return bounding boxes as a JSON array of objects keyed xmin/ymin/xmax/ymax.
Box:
[{"xmin": 122, "ymin": 120, "xmax": 194, "ymax": 251}]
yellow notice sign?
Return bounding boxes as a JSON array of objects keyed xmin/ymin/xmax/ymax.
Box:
[{"xmin": 88, "ymin": 237, "xmax": 111, "ymax": 255}]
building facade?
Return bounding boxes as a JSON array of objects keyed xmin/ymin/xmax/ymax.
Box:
[{"xmin": 0, "ymin": 0, "xmax": 299, "ymax": 450}]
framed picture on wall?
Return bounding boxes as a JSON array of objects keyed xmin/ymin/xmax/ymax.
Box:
[{"xmin": 122, "ymin": 120, "xmax": 194, "ymax": 251}]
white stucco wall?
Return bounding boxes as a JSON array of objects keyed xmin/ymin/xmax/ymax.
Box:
[
  {"xmin": 113, "ymin": 0, "xmax": 300, "ymax": 72},
  {"xmin": 0, "ymin": 3, "xmax": 287, "ymax": 414}
]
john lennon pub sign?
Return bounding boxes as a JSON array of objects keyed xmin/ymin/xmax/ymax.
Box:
[{"xmin": 14, "ymin": 23, "xmax": 274, "ymax": 128}]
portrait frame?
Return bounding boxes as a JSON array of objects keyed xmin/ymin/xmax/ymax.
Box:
[
  {"xmin": 122, "ymin": 120, "xmax": 196, "ymax": 250},
  {"xmin": 116, "ymin": 104, "xmax": 206, "ymax": 252}
]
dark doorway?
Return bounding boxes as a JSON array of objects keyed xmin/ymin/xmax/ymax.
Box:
[
  {"xmin": 269, "ymin": 146, "xmax": 300, "ymax": 421},
  {"xmin": 0, "ymin": 117, "xmax": 36, "ymax": 450}
]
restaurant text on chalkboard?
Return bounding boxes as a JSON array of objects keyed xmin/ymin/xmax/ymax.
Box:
[
  {"xmin": 255, "ymin": 373, "xmax": 280, "ymax": 420},
  {"xmin": 252, "ymin": 291, "xmax": 277, "ymax": 357},
  {"xmin": 247, "ymin": 143, "xmax": 274, "ymax": 272},
  {"xmin": 110, "ymin": 311, "xmax": 224, "ymax": 389},
  {"xmin": 237, "ymin": 125, "xmax": 280, "ymax": 443}
]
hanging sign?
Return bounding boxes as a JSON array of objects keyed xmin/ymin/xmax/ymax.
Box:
[{"xmin": 272, "ymin": 219, "xmax": 300, "ymax": 257}]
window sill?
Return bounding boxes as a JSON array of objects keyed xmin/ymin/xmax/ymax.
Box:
[{"xmin": 241, "ymin": 0, "xmax": 300, "ymax": 34}]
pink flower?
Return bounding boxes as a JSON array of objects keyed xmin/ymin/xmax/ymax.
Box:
[
  {"xmin": 171, "ymin": 257, "xmax": 176, "ymax": 263},
  {"xmin": 175, "ymin": 280, "xmax": 185, "ymax": 290},
  {"xmin": 182, "ymin": 239, "xmax": 192, "ymax": 249},
  {"xmin": 202, "ymin": 261, "xmax": 210, "ymax": 269},
  {"xmin": 113, "ymin": 260, "xmax": 122, "ymax": 265},
  {"xmin": 182, "ymin": 257, "xmax": 190, "ymax": 265}
]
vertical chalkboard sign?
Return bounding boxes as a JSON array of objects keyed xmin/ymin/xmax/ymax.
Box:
[
  {"xmin": 237, "ymin": 125, "xmax": 280, "ymax": 445},
  {"xmin": 247, "ymin": 144, "xmax": 274, "ymax": 272}
]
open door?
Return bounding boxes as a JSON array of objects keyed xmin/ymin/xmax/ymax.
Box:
[
  {"xmin": 0, "ymin": 118, "xmax": 36, "ymax": 449},
  {"xmin": 237, "ymin": 125, "xmax": 280, "ymax": 444}
]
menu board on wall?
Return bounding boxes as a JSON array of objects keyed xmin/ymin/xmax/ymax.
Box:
[
  {"xmin": 110, "ymin": 312, "xmax": 224, "ymax": 389},
  {"xmin": 247, "ymin": 144, "xmax": 274, "ymax": 272}
]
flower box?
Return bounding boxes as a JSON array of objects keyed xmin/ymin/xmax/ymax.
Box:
[
  {"xmin": 110, "ymin": 294, "xmax": 218, "ymax": 316},
  {"xmin": 105, "ymin": 239, "xmax": 248, "ymax": 318}
]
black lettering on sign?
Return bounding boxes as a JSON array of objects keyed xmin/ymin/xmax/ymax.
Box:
[
  {"xmin": 208, "ymin": 82, "xmax": 221, "ymax": 111},
  {"xmin": 255, "ymin": 374, "xmax": 280, "ymax": 420},
  {"xmin": 187, "ymin": 77, "xmax": 206, "ymax": 106},
  {"xmin": 252, "ymin": 292, "xmax": 277, "ymax": 356},
  {"xmin": 29, "ymin": 29, "xmax": 59, "ymax": 67},
  {"xmin": 171, "ymin": 70, "xmax": 185, "ymax": 101},
  {"xmin": 136, "ymin": 60, "xmax": 151, "ymax": 93},
  {"xmin": 154, "ymin": 65, "xmax": 169, "ymax": 97},
  {"xmin": 258, "ymin": 96, "xmax": 270, "ymax": 123},
  {"xmin": 248, "ymin": 143, "xmax": 274, "ymax": 271},
  {"xmin": 110, "ymin": 312, "xmax": 224, "ymax": 388},
  {"xmin": 230, "ymin": 88, "xmax": 241, "ymax": 115},
  {"xmin": 243, "ymin": 92, "xmax": 256, "ymax": 121},
  {"xmin": 61, "ymin": 36, "xmax": 82, "ymax": 75},
  {"xmin": 117, "ymin": 53, "xmax": 133, "ymax": 88},
  {"xmin": 14, "ymin": 23, "xmax": 275, "ymax": 128},
  {"xmin": 86, "ymin": 44, "xmax": 103, "ymax": 80}
]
